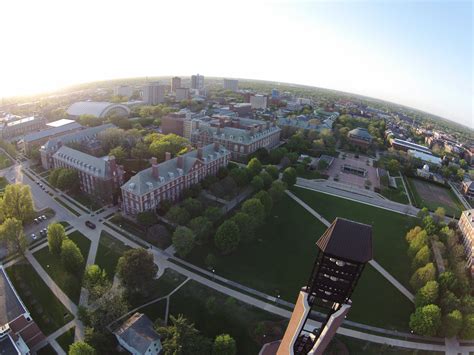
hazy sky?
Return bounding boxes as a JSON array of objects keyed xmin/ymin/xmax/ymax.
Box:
[{"xmin": 1, "ymin": 0, "xmax": 472, "ymax": 127}]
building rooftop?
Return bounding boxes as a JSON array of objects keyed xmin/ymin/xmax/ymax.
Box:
[
  {"xmin": 67, "ymin": 101, "xmax": 130, "ymax": 118},
  {"xmin": 407, "ymin": 150, "xmax": 442, "ymax": 165},
  {"xmin": 392, "ymin": 138, "xmax": 432, "ymax": 154},
  {"xmin": 114, "ymin": 313, "xmax": 160, "ymax": 354},
  {"xmin": 52, "ymin": 146, "xmax": 109, "ymax": 178},
  {"xmin": 46, "ymin": 119, "xmax": 75, "ymax": 128},
  {"xmin": 0, "ymin": 266, "xmax": 27, "ymax": 328},
  {"xmin": 462, "ymin": 210, "xmax": 474, "ymax": 228},
  {"xmin": 316, "ymin": 218, "xmax": 373, "ymax": 263},
  {"xmin": 5, "ymin": 116, "xmax": 37, "ymax": 127},
  {"xmin": 0, "ymin": 334, "xmax": 21, "ymax": 355},
  {"xmin": 23, "ymin": 122, "xmax": 82, "ymax": 143},
  {"xmin": 123, "ymin": 144, "xmax": 230, "ymax": 196},
  {"xmin": 348, "ymin": 127, "xmax": 373, "ymax": 140}
]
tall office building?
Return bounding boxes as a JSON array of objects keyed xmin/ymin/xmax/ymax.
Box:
[
  {"xmin": 272, "ymin": 89, "xmax": 280, "ymax": 99},
  {"xmin": 143, "ymin": 82, "xmax": 166, "ymax": 105},
  {"xmin": 223, "ymin": 78, "xmax": 239, "ymax": 92},
  {"xmin": 175, "ymin": 88, "xmax": 190, "ymax": 101},
  {"xmin": 171, "ymin": 77, "xmax": 182, "ymax": 92},
  {"xmin": 277, "ymin": 218, "xmax": 372, "ymax": 355},
  {"xmin": 191, "ymin": 74, "xmax": 205, "ymax": 90}
]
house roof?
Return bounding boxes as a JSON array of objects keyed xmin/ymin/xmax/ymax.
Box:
[
  {"xmin": 316, "ymin": 218, "xmax": 373, "ymax": 263},
  {"xmin": 52, "ymin": 146, "xmax": 109, "ymax": 178},
  {"xmin": 67, "ymin": 101, "xmax": 130, "ymax": 118},
  {"xmin": 123, "ymin": 144, "xmax": 230, "ymax": 196},
  {"xmin": 23, "ymin": 122, "xmax": 83, "ymax": 143},
  {"xmin": 114, "ymin": 313, "xmax": 159, "ymax": 354},
  {"xmin": 348, "ymin": 127, "xmax": 373, "ymax": 140},
  {"xmin": 0, "ymin": 266, "xmax": 27, "ymax": 328}
]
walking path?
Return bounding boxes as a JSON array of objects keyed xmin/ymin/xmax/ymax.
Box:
[
  {"xmin": 286, "ymin": 189, "xmax": 415, "ymax": 304},
  {"xmin": 449, "ymin": 181, "xmax": 471, "ymax": 210},
  {"xmin": 399, "ymin": 174, "xmax": 413, "ymax": 206}
]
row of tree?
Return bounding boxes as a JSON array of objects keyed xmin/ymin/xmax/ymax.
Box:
[
  {"xmin": 47, "ymin": 223, "xmax": 84, "ymax": 275},
  {"xmin": 49, "ymin": 168, "xmax": 80, "ymax": 191},
  {"xmin": 407, "ymin": 208, "xmax": 474, "ymax": 338}
]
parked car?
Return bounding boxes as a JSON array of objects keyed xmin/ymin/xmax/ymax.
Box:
[
  {"xmin": 34, "ymin": 218, "xmax": 40, "ymax": 224},
  {"xmin": 85, "ymin": 221, "xmax": 96, "ymax": 229},
  {"xmin": 40, "ymin": 228, "xmax": 47, "ymax": 237},
  {"xmin": 40, "ymin": 215, "xmax": 47, "ymax": 220},
  {"xmin": 31, "ymin": 233, "xmax": 37, "ymax": 240}
]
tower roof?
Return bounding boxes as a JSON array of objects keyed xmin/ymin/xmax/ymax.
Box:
[{"xmin": 316, "ymin": 218, "xmax": 373, "ymax": 263}]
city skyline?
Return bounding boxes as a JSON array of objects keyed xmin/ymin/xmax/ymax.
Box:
[{"xmin": 1, "ymin": 0, "xmax": 472, "ymax": 127}]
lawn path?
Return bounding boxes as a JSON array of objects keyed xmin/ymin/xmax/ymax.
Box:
[
  {"xmin": 285, "ymin": 189, "xmax": 415, "ymax": 303},
  {"xmin": 398, "ymin": 175, "xmax": 413, "ymax": 206}
]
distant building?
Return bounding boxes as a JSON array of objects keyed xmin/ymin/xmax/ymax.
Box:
[
  {"xmin": 347, "ymin": 127, "xmax": 373, "ymax": 147},
  {"xmin": 250, "ymin": 94, "xmax": 267, "ymax": 110},
  {"xmin": 459, "ymin": 209, "xmax": 474, "ymax": 277},
  {"xmin": 407, "ymin": 150, "xmax": 442, "ymax": 166},
  {"xmin": 114, "ymin": 85, "xmax": 134, "ymax": 98},
  {"xmin": 114, "ymin": 313, "xmax": 162, "ymax": 355},
  {"xmin": 67, "ymin": 101, "xmax": 130, "ymax": 119},
  {"xmin": 191, "ymin": 74, "xmax": 204, "ymax": 90},
  {"xmin": 175, "ymin": 87, "xmax": 190, "ymax": 101},
  {"xmin": 52, "ymin": 146, "xmax": 124, "ymax": 203},
  {"xmin": 170, "ymin": 77, "xmax": 182, "ymax": 92},
  {"xmin": 230, "ymin": 103, "xmax": 252, "ymax": 117},
  {"xmin": 462, "ymin": 181, "xmax": 474, "ymax": 199},
  {"xmin": 0, "ymin": 266, "xmax": 45, "ymax": 353},
  {"xmin": 40, "ymin": 123, "xmax": 115, "ymax": 169},
  {"xmin": 21, "ymin": 121, "xmax": 83, "ymax": 153},
  {"xmin": 122, "ymin": 144, "xmax": 230, "ymax": 215},
  {"xmin": 389, "ymin": 138, "xmax": 432, "ymax": 155},
  {"xmin": 277, "ymin": 112, "xmax": 338, "ymax": 133},
  {"xmin": 161, "ymin": 112, "xmax": 187, "ymax": 137},
  {"xmin": 142, "ymin": 82, "xmax": 166, "ymax": 105},
  {"xmin": 0, "ymin": 115, "xmax": 46, "ymax": 139},
  {"xmin": 271, "ymin": 89, "xmax": 280, "ymax": 99},
  {"xmin": 223, "ymin": 78, "xmax": 238, "ymax": 92}
]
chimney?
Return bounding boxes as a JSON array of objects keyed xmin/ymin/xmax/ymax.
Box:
[
  {"xmin": 197, "ymin": 147, "xmax": 203, "ymax": 159},
  {"xmin": 165, "ymin": 152, "xmax": 171, "ymax": 161},
  {"xmin": 151, "ymin": 157, "xmax": 159, "ymax": 179},
  {"xmin": 214, "ymin": 142, "xmax": 220, "ymax": 151},
  {"xmin": 177, "ymin": 156, "xmax": 184, "ymax": 169}
]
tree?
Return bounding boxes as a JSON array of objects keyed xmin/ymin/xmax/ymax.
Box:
[
  {"xmin": 412, "ymin": 245, "xmax": 431, "ymax": 270},
  {"xmin": 405, "ymin": 226, "xmax": 423, "ymax": 243},
  {"xmin": 386, "ymin": 159, "xmax": 401, "ymax": 175},
  {"xmin": 410, "ymin": 263, "xmax": 436, "ymax": 290},
  {"xmin": 268, "ymin": 180, "xmax": 287, "ymax": 202},
  {"xmin": 423, "ymin": 216, "xmax": 437, "ymax": 235},
  {"xmin": 282, "ymin": 167, "xmax": 297, "ymax": 187},
  {"xmin": 254, "ymin": 190, "xmax": 273, "ymax": 217},
  {"xmin": 166, "ymin": 206, "xmax": 190, "ymax": 226},
  {"xmin": 87, "ymin": 289, "xmax": 129, "ymax": 331},
  {"xmin": 407, "ymin": 230, "xmax": 428, "ymax": 259},
  {"xmin": 137, "ymin": 211, "xmax": 157, "ymax": 228},
  {"xmin": 409, "ymin": 304, "xmax": 441, "ymax": 336},
  {"xmin": 117, "ymin": 249, "xmax": 158, "ymax": 297},
  {"xmin": 2, "ymin": 184, "xmax": 34, "ymax": 222},
  {"xmin": 213, "ymin": 334, "xmax": 236, "ymax": 355},
  {"xmin": 47, "ymin": 223, "xmax": 67, "ymax": 255},
  {"xmin": 189, "ymin": 216, "xmax": 213, "ymax": 245},
  {"xmin": 251, "ymin": 175, "xmax": 264, "ymax": 191},
  {"xmin": 172, "ymin": 227, "xmax": 195, "ymax": 257},
  {"xmin": 83, "ymin": 265, "xmax": 110, "ymax": 301},
  {"xmin": 205, "ymin": 253, "xmax": 217, "ymax": 268},
  {"xmin": 438, "ymin": 271, "xmax": 458, "ymax": 294},
  {"xmin": 204, "ymin": 206, "xmax": 222, "ymax": 225},
  {"xmin": 241, "ymin": 198, "xmax": 265, "ymax": 228},
  {"xmin": 259, "ymin": 170, "xmax": 273, "ymax": 189},
  {"xmin": 229, "ymin": 168, "xmax": 249, "ymax": 187},
  {"xmin": 433, "ymin": 207, "xmax": 445, "ymax": 224},
  {"xmin": 247, "ymin": 157, "xmax": 262, "ymax": 176},
  {"xmin": 56, "ymin": 169, "xmax": 80, "ymax": 191},
  {"xmin": 68, "ymin": 341, "xmax": 96, "ymax": 355},
  {"xmin": 182, "ymin": 198, "xmax": 202, "ymax": 218},
  {"xmin": 109, "ymin": 146, "xmax": 127, "ymax": 164},
  {"xmin": 417, "ymin": 207, "xmax": 430, "ymax": 220},
  {"xmin": 462, "ymin": 296, "xmax": 474, "ymax": 314},
  {"xmin": 415, "ymin": 281, "xmax": 439, "ymax": 307},
  {"xmin": 265, "ymin": 165, "xmax": 279, "ymax": 180},
  {"xmin": 231, "ymin": 212, "xmax": 255, "ymax": 243},
  {"xmin": 156, "ymin": 314, "xmax": 211, "ymax": 354},
  {"xmin": 440, "ymin": 290, "xmax": 461, "ymax": 313},
  {"xmin": 148, "ymin": 134, "xmax": 189, "ymax": 161},
  {"xmin": 461, "ymin": 314, "xmax": 474, "ymax": 339},
  {"xmin": 0, "ymin": 217, "xmax": 26, "ymax": 255},
  {"xmin": 215, "ymin": 220, "xmax": 240, "ymax": 255},
  {"xmin": 443, "ymin": 310, "xmax": 462, "ymax": 337},
  {"xmin": 61, "ymin": 239, "xmax": 84, "ymax": 275}
]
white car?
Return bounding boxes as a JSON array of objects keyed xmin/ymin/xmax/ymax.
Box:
[{"xmin": 31, "ymin": 234, "xmax": 37, "ymax": 240}]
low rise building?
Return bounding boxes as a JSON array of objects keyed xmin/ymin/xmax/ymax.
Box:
[
  {"xmin": 0, "ymin": 115, "xmax": 46, "ymax": 139},
  {"xmin": 114, "ymin": 313, "xmax": 162, "ymax": 355},
  {"xmin": 114, "ymin": 85, "xmax": 134, "ymax": 98},
  {"xmin": 0, "ymin": 266, "xmax": 45, "ymax": 353},
  {"xmin": 407, "ymin": 150, "xmax": 442, "ymax": 166},
  {"xmin": 223, "ymin": 78, "xmax": 239, "ymax": 92},
  {"xmin": 122, "ymin": 143, "xmax": 230, "ymax": 215},
  {"xmin": 175, "ymin": 87, "xmax": 190, "ymax": 101},
  {"xmin": 230, "ymin": 103, "xmax": 252, "ymax": 117},
  {"xmin": 21, "ymin": 121, "xmax": 83, "ymax": 153},
  {"xmin": 462, "ymin": 181, "xmax": 474, "ymax": 199},
  {"xmin": 52, "ymin": 146, "xmax": 124, "ymax": 203},
  {"xmin": 389, "ymin": 138, "xmax": 432, "ymax": 154},
  {"xmin": 459, "ymin": 209, "xmax": 474, "ymax": 277},
  {"xmin": 347, "ymin": 127, "xmax": 373, "ymax": 147},
  {"xmin": 250, "ymin": 94, "xmax": 268, "ymax": 110}
]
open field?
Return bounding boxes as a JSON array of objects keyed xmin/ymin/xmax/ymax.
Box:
[
  {"xmin": 6, "ymin": 262, "xmax": 73, "ymax": 335},
  {"xmin": 95, "ymin": 231, "xmax": 131, "ymax": 280},
  {"xmin": 33, "ymin": 231, "xmax": 91, "ymax": 303},
  {"xmin": 56, "ymin": 327, "xmax": 75, "ymax": 352},
  {"xmin": 186, "ymin": 192, "xmax": 414, "ymax": 330},
  {"xmin": 407, "ymin": 177, "xmax": 463, "ymax": 217},
  {"xmin": 380, "ymin": 177, "xmax": 410, "ymax": 204},
  {"xmin": 0, "ymin": 151, "xmax": 13, "ymax": 169}
]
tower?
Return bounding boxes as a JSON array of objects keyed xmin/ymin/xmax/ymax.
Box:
[{"xmin": 277, "ymin": 218, "xmax": 372, "ymax": 355}]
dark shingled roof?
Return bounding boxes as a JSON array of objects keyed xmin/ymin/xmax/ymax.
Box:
[
  {"xmin": 316, "ymin": 218, "xmax": 373, "ymax": 263},
  {"xmin": 114, "ymin": 313, "xmax": 160, "ymax": 354},
  {"xmin": 0, "ymin": 267, "xmax": 26, "ymax": 327}
]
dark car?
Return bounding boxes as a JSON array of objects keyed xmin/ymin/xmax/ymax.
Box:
[{"xmin": 85, "ymin": 220, "xmax": 96, "ymax": 229}]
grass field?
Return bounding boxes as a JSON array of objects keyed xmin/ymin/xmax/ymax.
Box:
[
  {"xmin": 56, "ymin": 327, "xmax": 75, "ymax": 352},
  {"xmin": 33, "ymin": 231, "xmax": 91, "ymax": 303},
  {"xmin": 95, "ymin": 231, "xmax": 131, "ymax": 280},
  {"xmin": 6, "ymin": 263, "xmax": 73, "ymax": 335},
  {"xmin": 380, "ymin": 177, "xmax": 410, "ymax": 204},
  {"xmin": 36, "ymin": 344, "xmax": 56, "ymax": 355},
  {"xmin": 406, "ymin": 177, "xmax": 463, "ymax": 217},
  {"xmin": 0, "ymin": 152, "xmax": 13, "ymax": 169},
  {"xmin": 185, "ymin": 192, "xmax": 414, "ymax": 330}
]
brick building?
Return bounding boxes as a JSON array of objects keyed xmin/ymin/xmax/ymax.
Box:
[
  {"xmin": 0, "ymin": 266, "xmax": 45, "ymax": 353},
  {"xmin": 459, "ymin": 209, "xmax": 474, "ymax": 277},
  {"xmin": 347, "ymin": 127, "xmax": 373, "ymax": 147},
  {"xmin": 0, "ymin": 116, "xmax": 46, "ymax": 139},
  {"xmin": 121, "ymin": 143, "xmax": 230, "ymax": 215},
  {"xmin": 52, "ymin": 146, "xmax": 124, "ymax": 203}
]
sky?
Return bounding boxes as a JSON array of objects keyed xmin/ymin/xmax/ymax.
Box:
[{"xmin": 1, "ymin": 0, "xmax": 472, "ymax": 127}]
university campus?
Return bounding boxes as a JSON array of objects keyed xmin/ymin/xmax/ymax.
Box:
[{"xmin": 0, "ymin": 1, "xmax": 472, "ymax": 355}]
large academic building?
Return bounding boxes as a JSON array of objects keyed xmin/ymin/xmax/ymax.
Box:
[
  {"xmin": 121, "ymin": 143, "xmax": 230, "ymax": 215},
  {"xmin": 459, "ymin": 209, "xmax": 474, "ymax": 277}
]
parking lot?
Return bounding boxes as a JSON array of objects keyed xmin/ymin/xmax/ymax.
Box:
[{"xmin": 325, "ymin": 152, "xmax": 381, "ymax": 190}]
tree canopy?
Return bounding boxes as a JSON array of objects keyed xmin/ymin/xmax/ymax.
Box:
[
  {"xmin": 117, "ymin": 249, "xmax": 158, "ymax": 297},
  {"xmin": 172, "ymin": 226, "xmax": 195, "ymax": 257},
  {"xmin": 215, "ymin": 220, "xmax": 240, "ymax": 255}
]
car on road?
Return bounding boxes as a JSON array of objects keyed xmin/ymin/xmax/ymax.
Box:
[
  {"xmin": 85, "ymin": 221, "xmax": 96, "ymax": 229},
  {"xmin": 34, "ymin": 218, "xmax": 40, "ymax": 224},
  {"xmin": 31, "ymin": 233, "xmax": 37, "ymax": 240}
]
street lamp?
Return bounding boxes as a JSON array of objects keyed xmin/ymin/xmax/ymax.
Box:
[{"xmin": 212, "ymin": 269, "xmax": 215, "ymax": 281}]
